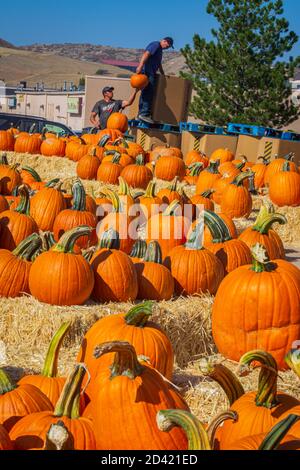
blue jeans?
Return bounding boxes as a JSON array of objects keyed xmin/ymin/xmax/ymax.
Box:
[{"xmin": 139, "ymin": 74, "xmax": 156, "ymax": 116}]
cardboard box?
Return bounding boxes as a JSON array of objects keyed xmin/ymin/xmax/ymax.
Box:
[
  {"xmin": 236, "ymin": 135, "xmax": 262, "ymax": 162},
  {"xmin": 136, "ymin": 128, "xmax": 182, "ymax": 151},
  {"xmin": 152, "ymin": 75, "xmax": 192, "ymax": 125},
  {"xmin": 257, "ymin": 137, "xmax": 300, "ymax": 165},
  {"xmin": 84, "ymin": 75, "xmax": 139, "ymax": 127},
  {"xmin": 181, "ymin": 131, "xmax": 238, "ymax": 159}
]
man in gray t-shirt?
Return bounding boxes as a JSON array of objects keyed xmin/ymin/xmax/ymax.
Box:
[{"xmin": 90, "ymin": 86, "xmax": 137, "ymax": 130}]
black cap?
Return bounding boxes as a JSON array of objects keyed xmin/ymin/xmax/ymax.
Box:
[
  {"xmin": 102, "ymin": 86, "xmax": 114, "ymax": 95},
  {"xmin": 163, "ymin": 37, "xmax": 174, "ymax": 49}
]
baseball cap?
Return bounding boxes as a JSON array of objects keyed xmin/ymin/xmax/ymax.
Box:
[
  {"xmin": 163, "ymin": 37, "xmax": 174, "ymax": 49},
  {"xmin": 102, "ymin": 86, "xmax": 114, "ymax": 95}
]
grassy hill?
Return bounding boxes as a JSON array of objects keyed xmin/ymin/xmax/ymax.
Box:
[{"xmin": 0, "ymin": 46, "xmax": 131, "ymax": 87}]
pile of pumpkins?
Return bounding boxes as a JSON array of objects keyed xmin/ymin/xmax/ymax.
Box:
[{"xmin": 1, "ymin": 312, "xmax": 300, "ymax": 450}]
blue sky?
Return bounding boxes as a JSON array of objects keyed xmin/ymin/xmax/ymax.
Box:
[{"xmin": 1, "ymin": 0, "xmax": 300, "ymax": 56}]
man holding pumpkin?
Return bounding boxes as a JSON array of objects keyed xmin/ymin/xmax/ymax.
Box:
[
  {"xmin": 136, "ymin": 37, "xmax": 174, "ymax": 124},
  {"xmin": 90, "ymin": 86, "xmax": 138, "ymax": 130}
]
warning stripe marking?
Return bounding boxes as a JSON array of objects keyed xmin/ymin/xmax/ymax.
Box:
[
  {"xmin": 193, "ymin": 136, "xmax": 201, "ymax": 151},
  {"xmin": 140, "ymin": 132, "xmax": 147, "ymax": 149},
  {"xmin": 264, "ymin": 141, "xmax": 273, "ymax": 158}
]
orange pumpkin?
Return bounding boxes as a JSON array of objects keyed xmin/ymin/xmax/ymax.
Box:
[
  {"xmin": 30, "ymin": 181, "xmax": 67, "ymax": 232},
  {"xmin": 130, "ymin": 73, "xmax": 149, "ymax": 89},
  {"xmin": 120, "ymin": 154, "xmax": 152, "ymax": 189},
  {"xmin": 264, "ymin": 153, "xmax": 298, "ymax": 186},
  {"xmin": 40, "ymin": 136, "xmax": 66, "ymax": 157},
  {"xmin": 269, "ymin": 162, "xmax": 300, "ymax": 207},
  {"xmin": 210, "ymin": 148, "xmax": 234, "ymax": 163},
  {"xmin": 220, "ymin": 172, "xmax": 253, "ymax": 219},
  {"xmin": 0, "ymin": 130, "xmax": 15, "ymax": 151},
  {"xmin": 107, "ymin": 112, "xmax": 128, "ymax": 133},
  {"xmin": 195, "ymin": 161, "xmax": 221, "ymax": 195},
  {"xmin": 155, "ymin": 155, "xmax": 186, "ymax": 181},
  {"xmin": 0, "ymin": 154, "xmax": 22, "ymax": 195}
]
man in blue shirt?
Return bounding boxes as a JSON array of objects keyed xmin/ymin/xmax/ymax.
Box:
[{"xmin": 136, "ymin": 37, "xmax": 174, "ymax": 123}]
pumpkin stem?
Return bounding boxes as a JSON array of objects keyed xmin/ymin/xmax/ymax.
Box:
[
  {"xmin": 188, "ymin": 162, "xmax": 204, "ymax": 176},
  {"xmin": 163, "ymin": 200, "xmax": 182, "ymax": 217},
  {"xmin": 259, "ymin": 414, "xmax": 300, "ymax": 450},
  {"xmin": 118, "ymin": 177, "xmax": 131, "ymax": 196},
  {"xmin": 53, "ymin": 226, "xmax": 92, "ymax": 254},
  {"xmin": 0, "ymin": 368, "xmax": 16, "ymax": 395},
  {"xmin": 0, "ymin": 153, "xmax": 8, "ymax": 165},
  {"xmin": 124, "ymin": 301, "xmax": 155, "ymax": 327},
  {"xmin": 199, "ymin": 360, "xmax": 245, "ymax": 406},
  {"xmin": 144, "ymin": 241, "xmax": 163, "ymax": 264},
  {"xmin": 232, "ymin": 170, "xmax": 254, "ymax": 186},
  {"xmin": 98, "ymin": 135, "xmax": 111, "ymax": 148},
  {"xmin": 42, "ymin": 322, "xmax": 71, "ymax": 378},
  {"xmin": 14, "ymin": 185, "xmax": 31, "ymax": 215},
  {"xmin": 282, "ymin": 161, "xmax": 291, "ymax": 172},
  {"xmin": 44, "ymin": 421, "xmax": 74, "ymax": 451},
  {"xmin": 185, "ymin": 219, "xmax": 204, "ymax": 250},
  {"xmin": 204, "ymin": 210, "xmax": 232, "ymax": 243},
  {"xmin": 205, "ymin": 160, "xmax": 220, "ymax": 174},
  {"xmin": 82, "ymin": 246, "xmax": 96, "ymax": 262},
  {"xmin": 207, "ymin": 411, "xmax": 238, "ymax": 448},
  {"xmin": 252, "ymin": 212, "xmax": 287, "ymax": 234},
  {"xmin": 143, "ymin": 181, "xmax": 157, "ymax": 198},
  {"xmin": 156, "ymin": 409, "xmax": 211, "ymax": 451},
  {"xmin": 71, "ymin": 180, "xmax": 86, "ymax": 212},
  {"xmin": 283, "ymin": 152, "xmax": 294, "ymax": 162},
  {"xmin": 22, "ymin": 166, "xmax": 42, "ymax": 182},
  {"xmin": 238, "ymin": 350, "xmax": 278, "ymax": 409},
  {"xmin": 103, "ymin": 190, "xmax": 123, "ymax": 213},
  {"xmin": 12, "ymin": 233, "xmax": 42, "ymax": 261},
  {"xmin": 46, "ymin": 178, "xmax": 60, "ymax": 188},
  {"xmin": 54, "ymin": 363, "xmax": 87, "ymax": 419},
  {"xmin": 250, "ymin": 243, "xmax": 277, "ymax": 273},
  {"xmin": 135, "ymin": 154, "xmax": 145, "ymax": 166},
  {"xmin": 200, "ymin": 189, "xmax": 214, "ymax": 199},
  {"xmin": 98, "ymin": 228, "xmax": 120, "ymax": 250},
  {"xmin": 258, "ymin": 156, "xmax": 271, "ymax": 165},
  {"xmin": 94, "ymin": 341, "xmax": 144, "ymax": 380},
  {"xmin": 235, "ymin": 160, "xmax": 246, "ymax": 171},
  {"xmin": 284, "ymin": 349, "xmax": 300, "ymax": 378},
  {"xmin": 168, "ymin": 176, "xmax": 179, "ymax": 192},
  {"xmin": 130, "ymin": 240, "xmax": 147, "ymax": 259}
]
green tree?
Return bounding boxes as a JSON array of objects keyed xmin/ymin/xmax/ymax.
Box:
[{"xmin": 181, "ymin": 0, "xmax": 300, "ymax": 127}]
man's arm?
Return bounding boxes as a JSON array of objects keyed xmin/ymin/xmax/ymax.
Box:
[
  {"xmin": 136, "ymin": 51, "xmax": 151, "ymax": 74},
  {"xmin": 122, "ymin": 89, "xmax": 138, "ymax": 108},
  {"xmin": 159, "ymin": 64, "xmax": 165, "ymax": 75},
  {"xmin": 90, "ymin": 112, "xmax": 100, "ymax": 128}
]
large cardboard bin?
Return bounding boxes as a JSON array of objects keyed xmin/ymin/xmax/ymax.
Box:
[
  {"xmin": 236, "ymin": 135, "xmax": 262, "ymax": 162},
  {"xmin": 152, "ymin": 75, "xmax": 192, "ymax": 125},
  {"xmin": 181, "ymin": 131, "xmax": 238, "ymax": 159},
  {"xmin": 257, "ymin": 137, "xmax": 300, "ymax": 165},
  {"xmin": 136, "ymin": 128, "xmax": 182, "ymax": 151}
]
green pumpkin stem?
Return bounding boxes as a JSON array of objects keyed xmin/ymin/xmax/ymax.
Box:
[
  {"xmin": 144, "ymin": 241, "xmax": 163, "ymax": 264},
  {"xmin": 104, "ymin": 190, "xmax": 123, "ymax": 213},
  {"xmin": 238, "ymin": 350, "xmax": 278, "ymax": 409},
  {"xmin": 204, "ymin": 210, "xmax": 232, "ymax": 243},
  {"xmin": 185, "ymin": 220, "xmax": 204, "ymax": 250},
  {"xmin": 188, "ymin": 162, "xmax": 204, "ymax": 176},
  {"xmin": 259, "ymin": 414, "xmax": 300, "ymax": 450},
  {"xmin": 118, "ymin": 177, "xmax": 131, "ymax": 196},
  {"xmin": 282, "ymin": 152, "xmax": 294, "ymax": 162},
  {"xmin": 15, "ymin": 185, "xmax": 31, "ymax": 215},
  {"xmin": 235, "ymin": 160, "xmax": 246, "ymax": 171},
  {"xmin": 163, "ymin": 200, "xmax": 182, "ymax": 216},
  {"xmin": 0, "ymin": 368, "xmax": 16, "ymax": 395},
  {"xmin": 200, "ymin": 189, "xmax": 214, "ymax": 199},
  {"xmin": 98, "ymin": 228, "xmax": 120, "ymax": 250},
  {"xmin": 206, "ymin": 160, "xmax": 220, "ymax": 174},
  {"xmin": 252, "ymin": 212, "xmax": 287, "ymax": 234},
  {"xmin": 0, "ymin": 153, "xmax": 8, "ymax": 165},
  {"xmin": 71, "ymin": 180, "xmax": 86, "ymax": 211},
  {"xmin": 199, "ymin": 361, "xmax": 245, "ymax": 406},
  {"xmin": 285, "ymin": 349, "xmax": 300, "ymax": 377},
  {"xmin": 53, "ymin": 226, "xmax": 92, "ymax": 254},
  {"xmin": 130, "ymin": 240, "xmax": 147, "ymax": 259},
  {"xmin": 124, "ymin": 302, "xmax": 155, "ymax": 327},
  {"xmin": 42, "ymin": 322, "xmax": 71, "ymax": 378},
  {"xmin": 156, "ymin": 410, "xmax": 211, "ymax": 451},
  {"xmin": 258, "ymin": 156, "xmax": 271, "ymax": 165},
  {"xmin": 22, "ymin": 166, "xmax": 42, "ymax": 182},
  {"xmin": 250, "ymin": 243, "xmax": 277, "ymax": 273},
  {"xmin": 54, "ymin": 364, "xmax": 86, "ymax": 419},
  {"xmin": 282, "ymin": 161, "xmax": 291, "ymax": 172},
  {"xmin": 94, "ymin": 341, "xmax": 144, "ymax": 380},
  {"xmin": 168, "ymin": 176, "xmax": 179, "ymax": 192},
  {"xmin": 135, "ymin": 154, "xmax": 145, "ymax": 166},
  {"xmin": 207, "ymin": 411, "xmax": 238, "ymax": 448},
  {"xmin": 12, "ymin": 233, "xmax": 42, "ymax": 261},
  {"xmin": 46, "ymin": 179, "xmax": 60, "ymax": 188},
  {"xmin": 144, "ymin": 181, "xmax": 157, "ymax": 198},
  {"xmin": 232, "ymin": 171, "xmax": 254, "ymax": 186},
  {"xmin": 98, "ymin": 135, "xmax": 111, "ymax": 148}
]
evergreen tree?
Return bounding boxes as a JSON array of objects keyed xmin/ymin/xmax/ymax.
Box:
[{"xmin": 181, "ymin": 0, "xmax": 300, "ymax": 127}]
